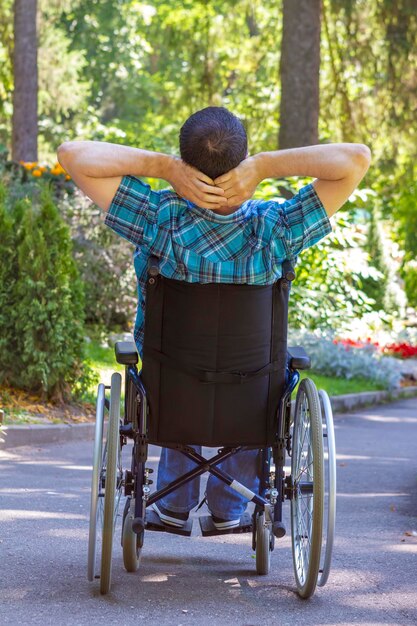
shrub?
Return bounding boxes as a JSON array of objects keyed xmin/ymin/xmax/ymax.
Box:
[
  {"xmin": 59, "ymin": 187, "xmax": 137, "ymax": 328},
  {"xmin": 257, "ymin": 179, "xmax": 378, "ymax": 331},
  {"xmin": 0, "ymin": 185, "xmax": 18, "ymax": 378},
  {"xmin": 0, "ymin": 182, "xmax": 90, "ymax": 401}
]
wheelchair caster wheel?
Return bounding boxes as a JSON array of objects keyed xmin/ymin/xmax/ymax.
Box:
[
  {"xmin": 255, "ymin": 513, "xmax": 271, "ymax": 575},
  {"xmin": 123, "ymin": 500, "xmax": 142, "ymax": 573}
]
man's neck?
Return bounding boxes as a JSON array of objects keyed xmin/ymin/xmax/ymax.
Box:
[{"xmin": 209, "ymin": 204, "xmax": 240, "ymax": 216}]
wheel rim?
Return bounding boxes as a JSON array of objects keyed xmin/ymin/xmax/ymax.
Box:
[
  {"xmin": 292, "ymin": 390, "xmax": 314, "ymax": 586},
  {"xmin": 290, "ymin": 378, "xmax": 324, "ymax": 597},
  {"xmin": 100, "ymin": 373, "xmax": 123, "ymax": 595},
  {"xmin": 317, "ymin": 389, "xmax": 336, "ymax": 587},
  {"xmin": 87, "ymin": 384, "xmax": 105, "ymax": 582}
]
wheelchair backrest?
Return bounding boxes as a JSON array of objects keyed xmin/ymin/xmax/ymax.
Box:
[{"xmin": 142, "ymin": 265, "xmax": 291, "ymax": 447}]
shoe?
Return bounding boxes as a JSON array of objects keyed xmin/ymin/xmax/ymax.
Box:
[
  {"xmin": 153, "ymin": 503, "xmax": 189, "ymax": 528},
  {"xmin": 212, "ymin": 515, "xmax": 241, "ymax": 531}
]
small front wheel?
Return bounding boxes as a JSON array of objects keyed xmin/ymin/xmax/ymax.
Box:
[
  {"xmin": 255, "ymin": 513, "xmax": 271, "ymax": 575},
  {"xmin": 122, "ymin": 498, "xmax": 142, "ymax": 572}
]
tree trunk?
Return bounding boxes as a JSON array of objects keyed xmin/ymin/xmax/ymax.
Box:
[
  {"xmin": 279, "ymin": 0, "xmax": 321, "ymax": 149},
  {"xmin": 12, "ymin": 0, "xmax": 38, "ymax": 162}
]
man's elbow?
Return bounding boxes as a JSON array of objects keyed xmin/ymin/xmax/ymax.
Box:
[
  {"xmin": 353, "ymin": 143, "xmax": 372, "ymax": 173},
  {"xmin": 57, "ymin": 141, "xmax": 73, "ymax": 169},
  {"xmin": 57, "ymin": 141, "xmax": 83, "ymax": 170}
]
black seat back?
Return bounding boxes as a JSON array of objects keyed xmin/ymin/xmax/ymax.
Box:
[{"xmin": 142, "ymin": 272, "xmax": 290, "ymax": 447}]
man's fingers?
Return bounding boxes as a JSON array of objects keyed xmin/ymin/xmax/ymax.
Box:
[
  {"xmin": 201, "ymin": 193, "xmax": 228, "ymax": 206},
  {"xmin": 216, "ymin": 181, "xmax": 236, "ymax": 193},
  {"xmin": 214, "ymin": 172, "xmax": 232, "ymax": 185},
  {"xmin": 195, "ymin": 180, "xmax": 225, "ymax": 196},
  {"xmin": 223, "ymin": 188, "xmax": 240, "ymax": 200},
  {"xmin": 195, "ymin": 170, "xmax": 214, "ymax": 185}
]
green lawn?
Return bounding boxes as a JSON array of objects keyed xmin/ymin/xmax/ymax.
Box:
[
  {"xmin": 84, "ymin": 339, "xmax": 385, "ymax": 398},
  {"xmin": 83, "ymin": 340, "xmax": 125, "ymax": 403},
  {"xmin": 298, "ymin": 371, "xmax": 385, "ymax": 395}
]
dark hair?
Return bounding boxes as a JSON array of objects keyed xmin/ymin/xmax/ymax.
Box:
[{"xmin": 179, "ymin": 106, "xmax": 247, "ymax": 180}]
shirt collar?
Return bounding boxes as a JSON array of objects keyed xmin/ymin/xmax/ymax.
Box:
[{"xmin": 185, "ymin": 200, "xmax": 251, "ymax": 223}]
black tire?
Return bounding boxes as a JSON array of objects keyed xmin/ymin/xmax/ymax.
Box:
[
  {"xmin": 290, "ymin": 378, "xmax": 324, "ymax": 599},
  {"xmin": 122, "ymin": 498, "xmax": 142, "ymax": 573},
  {"xmin": 255, "ymin": 513, "xmax": 271, "ymax": 575},
  {"xmin": 100, "ymin": 373, "xmax": 123, "ymax": 595}
]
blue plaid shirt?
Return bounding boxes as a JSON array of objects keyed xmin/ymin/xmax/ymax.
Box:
[{"xmin": 105, "ymin": 177, "xmax": 332, "ymax": 356}]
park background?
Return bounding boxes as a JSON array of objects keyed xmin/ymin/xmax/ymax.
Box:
[{"xmin": 1, "ymin": 0, "xmax": 417, "ymax": 422}]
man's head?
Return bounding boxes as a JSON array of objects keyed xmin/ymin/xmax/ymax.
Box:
[{"xmin": 179, "ymin": 106, "xmax": 247, "ymax": 180}]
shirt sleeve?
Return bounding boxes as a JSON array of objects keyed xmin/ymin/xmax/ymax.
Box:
[
  {"xmin": 279, "ymin": 183, "xmax": 332, "ymax": 259},
  {"xmin": 104, "ymin": 175, "xmax": 160, "ymax": 247}
]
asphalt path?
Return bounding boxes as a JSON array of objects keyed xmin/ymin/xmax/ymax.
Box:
[{"xmin": 1, "ymin": 398, "xmax": 417, "ymax": 626}]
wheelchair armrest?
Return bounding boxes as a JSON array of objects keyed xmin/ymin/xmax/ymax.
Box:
[
  {"xmin": 288, "ymin": 346, "xmax": 311, "ymax": 370},
  {"xmin": 115, "ymin": 341, "xmax": 139, "ymax": 365}
]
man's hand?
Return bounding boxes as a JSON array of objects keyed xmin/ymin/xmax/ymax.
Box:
[
  {"xmin": 168, "ymin": 157, "xmax": 227, "ymax": 210},
  {"xmin": 214, "ymin": 155, "xmax": 262, "ymax": 207}
]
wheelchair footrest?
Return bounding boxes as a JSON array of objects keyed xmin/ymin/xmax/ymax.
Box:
[
  {"xmin": 199, "ymin": 512, "xmax": 252, "ymax": 537},
  {"xmin": 145, "ymin": 509, "xmax": 193, "ymax": 537}
]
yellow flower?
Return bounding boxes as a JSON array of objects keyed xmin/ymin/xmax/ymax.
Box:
[
  {"xmin": 65, "ymin": 174, "xmax": 71, "ymax": 180},
  {"xmin": 54, "ymin": 162, "xmax": 65, "ymax": 174},
  {"xmin": 31, "ymin": 169, "xmax": 42, "ymax": 177}
]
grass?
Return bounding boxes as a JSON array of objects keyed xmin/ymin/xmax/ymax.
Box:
[
  {"xmin": 82, "ymin": 339, "xmax": 125, "ymax": 403},
  {"xmin": 298, "ymin": 371, "xmax": 385, "ymax": 396}
]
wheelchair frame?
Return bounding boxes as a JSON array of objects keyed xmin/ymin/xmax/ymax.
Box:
[{"xmin": 87, "ymin": 266, "xmax": 337, "ymax": 599}]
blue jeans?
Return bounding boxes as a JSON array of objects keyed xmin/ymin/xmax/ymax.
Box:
[{"xmin": 156, "ymin": 447, "xmax": 260, "ymax": 519}]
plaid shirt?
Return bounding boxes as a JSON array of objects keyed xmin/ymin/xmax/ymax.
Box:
[{"xmin": 105, "ymin": 176, "xmax": 332, "ymax": 355}]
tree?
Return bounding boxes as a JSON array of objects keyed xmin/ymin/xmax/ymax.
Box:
[
  {"xmin": 12, "ymin": 0, "xmax": 38, "ymax": 161},
  {"xmin": 279, "ymin": 0, "xmax": 321, "ymax": 148}
]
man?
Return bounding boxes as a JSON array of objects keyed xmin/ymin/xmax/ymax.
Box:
[{"xmin": 57, "ymin": 106, "xmax": 371, "ymax": 530}]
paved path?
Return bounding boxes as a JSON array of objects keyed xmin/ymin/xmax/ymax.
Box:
[{"xmin": 1, "ymin": 398, "xmax": 417, "ymax": 625}]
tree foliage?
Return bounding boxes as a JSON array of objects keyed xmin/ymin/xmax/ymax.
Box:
[{"xmin": 0, "ymin": 0, "xmax": 416, "ymax": 332}]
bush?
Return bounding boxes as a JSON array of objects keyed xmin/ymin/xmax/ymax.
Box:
[
  {"xmin": 60, "ymin": 189, "xmax": 137, "ymax": 328},
  {"xmin": 256, "ymin": 179, "xmax": 378, "ymax": 330},
  {"xmin": 0, "ymin": 181, "xmax": 90, "ymax": 401}
]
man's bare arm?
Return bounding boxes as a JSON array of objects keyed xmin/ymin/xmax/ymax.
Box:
[
  {"xmin": 215, "ymin": 143, "xmax": 372, "ymax": 217},
  {"xmin": 56, "ymin": 141, "xmax": 227, "ymax": 211}
]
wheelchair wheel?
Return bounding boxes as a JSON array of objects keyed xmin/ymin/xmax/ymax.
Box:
[
  {"xmin": 87, "ymin": 383, "xmax": 106, "ymax": 582},
  {"xmin": 255, "ymin": 512, "xmax": 271, "ymax": 575},
  {"xmin": 291, "ymin": 378, "xmax": 324, "ymax": 599},
  {"xmin": 122, "ymin": 498, "xmax": 143, "ymax": 572},
  {"xmin": 100, "ymin": 372, "xmax": 123, "ymax": 595},
  {"xmin": 317, "ymin": 389, "xmax": 336, "ymax": 587}
]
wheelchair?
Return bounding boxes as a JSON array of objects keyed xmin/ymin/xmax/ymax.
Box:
[{"xmin": 87, "ymin": 258, "xmax": 336, "ymax": 599}]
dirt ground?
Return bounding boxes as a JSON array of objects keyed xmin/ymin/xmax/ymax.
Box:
[{"xmin": 0, "ymin": 385, "xmax": 95, "ymax": 426}]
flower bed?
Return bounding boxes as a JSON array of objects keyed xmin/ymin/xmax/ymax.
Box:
[
  {"xmin": 334, "ymin": 337, "xmax": 417, "ymax": 359},
  {"xmin": 290, "ymin": 330, "xmax": 403, "ymax": 390},
  {"xmin": 19, "ymin": 160, "xmax": 71, "ymax": 181}
]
